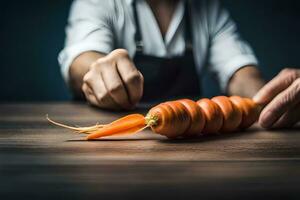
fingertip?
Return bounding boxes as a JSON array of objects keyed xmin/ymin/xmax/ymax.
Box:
[
  {"xmin": 253, "ymin": 92, "xmax": 265, "ymax": 104},
  {"xmin": 258, "ymin": 120, "xmax": 271, "ymax": 129},
  {"xmin": 252, "ymin": 94, "xmax": 260, "ymax": 103}
]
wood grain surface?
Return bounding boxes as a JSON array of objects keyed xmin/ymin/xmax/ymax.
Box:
[{"xmin": 0, "ymin": 102, "xmax": 299, "ymax": 200}]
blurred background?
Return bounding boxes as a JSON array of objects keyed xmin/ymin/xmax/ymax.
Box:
[{"xmin": 0, "ymin": 0, "xmax": 300, "ymax": 102}]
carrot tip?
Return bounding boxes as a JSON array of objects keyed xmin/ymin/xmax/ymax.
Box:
[
  {"xmin": 46, "ymin": 115, "xmax": 105, "ymax": 134},
  {"xmin": 85, "ymin": 114, "xmax": 147, "ymax": 139}
]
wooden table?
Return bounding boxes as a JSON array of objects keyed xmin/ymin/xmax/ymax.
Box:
[{"xmin": 0, "ymin": 102, "xmax": 300, "ymax": 200}]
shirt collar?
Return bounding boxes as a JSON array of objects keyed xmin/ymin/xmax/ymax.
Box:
[
  {"xmin": 165, "ymin": 0, "xmax": 184, "ymax": 46},
  {"xmin": 127, "ymin": 0, "xmax": 185, "ymax": 47}
]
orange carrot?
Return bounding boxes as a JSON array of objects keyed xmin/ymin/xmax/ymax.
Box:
[
  {"xmin": 196, "ymin": 98, "xmax": 223, "ymax": 134},
  {"xmin": 46, "ymin": 114, "xmax": 104, "ymax": 134},
  {"xmin": 146, "ymin": 102, "xmax": 185, "ymax": 138},
  {"xmin": 211, "ymin": 96, "xmax": 242, "ymax": 132},
  {"xmin": 242, "ymin": 97, "xmax": 261, "ymax": 128},
  {"xmin": 229, "ymin": 96, "xmax": 254, "ymax": 129},
  {"xmin": 47, "ymin": 96, "xmax": 261, "ymax": 139},
  {"xmin": 86, "ymin": 114, "xmax": 146, "ymax": 140},
  {"xmin": 163, "ymin": 101, "xmax": 191, "ymax": 138},
  {"xmin": 177, "ymin": 99, "xmax": 205, "ymax": 137}
]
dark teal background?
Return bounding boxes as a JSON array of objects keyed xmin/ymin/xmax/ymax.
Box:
[{"xmin": 1, "ymin": 0, "xmax": 300, "ymax": 101}]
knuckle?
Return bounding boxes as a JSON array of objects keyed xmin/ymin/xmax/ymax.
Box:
[
  {"xmin": 115, "ymin": 48, "xmax": 129, "ymax": 56},
  {"xmin": 90, "ymin": 63, "xmax": 99, "ymax": 71},
  {"xmin": 90, "ymin": 57, "xmax": 114, "ymax": 72},
  {"xmin": 87, "ymin": 97, "xmax": 96, "ymax": 105},
  {"xmin": 138, "ymin": 71, "xmax": 144, "ymax": 83},
  {"xmin": 109, "ymin": 83, "xmax": 123, "ymax": 94},
  {"xmin": 96, "ymin": 92, "xmax": 107, "ymax": 103},
  {"xmin": 111, "ymin": 48, "xmax": 129, "ymax": 59},
  {"xmin": 125, "ymin": 71, "xmax": 142, "ymax": 84},
  {"xmin": 81, "ymin": 84, "xmax": 87, "ymax": 92},
  {"xmin": 94, "ymin": 60, "xmax": 110, "ymax": 70},
  {"xmin": 280, "ymin": 68, "xmax": 293, "ymax": 74},
  {"xmin": 83, "ymin": 90, "xmax": 91, "ymax": 101},
  {"xmin": 83, "ymin": 72, "xmax": 93, "ymax": 83},
  {"xmin": 294, "ymin": 77, "xmax": 300, "ymax": 85},
  {"xmin": 97, "ymin": 56, "xmax": 112, "ymax": 64},
  {"xmin": 90, "ymin": 61, "xmax": 101, "ymax": 71},
  {"xmin": 293, "ymin": 78, "xmax": 300, "ymax": 93},
  {"xmin": 281, "ymin": 68, "xmax": 298, "ymax": 79},
  {"xmin": 282, "ymin": 93, "xmax": 292, "ymax": 104},
  {"xmin": 279, "ymin": 86, "xmax": 298, "ymax": 107}
]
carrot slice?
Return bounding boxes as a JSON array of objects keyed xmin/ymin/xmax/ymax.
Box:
[
  {"xmin": 177, "ymin": 99, "xmax": 205, "ymax": 137},
  {"xmin": 212, "ymin": 96, "xmax": 242, "ymax": 132},
  {"xmin": 86, "ymin": 114, "xmax": 146, "ymax": 140},
  {"xmin": 147, "ymin": 103, "xmax": 173, "ymax": 137},
  {"xmin": 163, "ymin": 101, "xmax": 191, "ymax": 138},
  {"xmin": 197, "ymin": 98, "xmax": 223, "ymax": 134}
]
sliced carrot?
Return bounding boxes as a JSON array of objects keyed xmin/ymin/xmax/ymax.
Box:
[
  {"xmin": 48, "ymin": 96, "xmax": 260, "ymax": 140},
  {"xmin": 147, "ymin": 103, "xmax": 173, "ymax": 137},
  {"xmin": 197, "ymin": 98, "xmax": 223, "ymax": 134},
  {"xmin": 46, "ymin": 114, "xmax": 104, "ymax": 134},
  {"xmin": 177, "ymin": 99, "xmax": 205, "ymax": 137},
  {"xmin": 86, "ymin": 114, "xmax": 146, "ymax": 140},
  {"xmin": 164, "ymin": 101, "xmax": 191, "ymax": 138},
  {"xmin": 211, "ymin": 96, "xmax": 242, "ymax": 132},
  {"xmin": 243, "ymin": 98, "xmax": 261, "ymax": 127}
]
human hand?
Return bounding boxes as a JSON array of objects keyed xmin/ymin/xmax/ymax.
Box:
[
  {"xmin": 253, "ymin": 68, "xmax": 300, "ymax": 128},
  {"xmin": 82, "ymin": 49, "xmax": 144, "ymax": 110}
]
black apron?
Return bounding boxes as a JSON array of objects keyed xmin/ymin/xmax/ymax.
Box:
[{"xmin": 132, "ymin": 0, "xmax": 201, "ymax": 104}]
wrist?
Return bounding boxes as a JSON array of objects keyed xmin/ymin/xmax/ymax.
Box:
[{"xmin": 228, "ymin": 66, "xmax": 265, "ymax": 98}]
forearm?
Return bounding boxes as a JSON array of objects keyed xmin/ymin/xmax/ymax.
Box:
[
  {"xmin": 227, "ymin": 66, "xmax": 265, "ymax": 98},
  {"xmin": 69, "ymin": 51, "xmax": 105, "ymax": 98}
]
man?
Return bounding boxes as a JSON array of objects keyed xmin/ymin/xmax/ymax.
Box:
[{"xmin": 59, "ymin": 0, "xmax": 299, "ymax": 128}]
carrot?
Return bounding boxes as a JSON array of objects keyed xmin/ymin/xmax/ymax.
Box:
[
  {"xmin": 146, "ymin": 101, "xmax": 190, "ymax": 138},
  {"xmin": 242, "ymin": 97, "xmax": 261, "ymax": 128},
  {"xmin": 177, "ymin": 99, "xmax": 205, "ymax": 137},
  {"xmin": 146, "ymin": 102, "xmax": 173, "ymax": 137},
  {"xmin": 46, "ymin": 114, "xmax": 104, "ymax": 134},
  {"xmin": 211, "ymin": 96, "xmax": 242, "ymax": 132},
  {"xmin": 87, "ymin": 114, "xmax": 146, "ymax": 140},
  {"xmin": 229, "ymin": 96, "xmax": 255, "ymax": 129},
  {"xmin": 47, "ymin": 96, "xmax": 261, "ymax": 140},
  {"xmin": 196, "ymin": 98, "xmax": 223, "ymax": 134},
  {"xmin": 164, "ymin": 101, "xmax": 191, "ymax": 138}
]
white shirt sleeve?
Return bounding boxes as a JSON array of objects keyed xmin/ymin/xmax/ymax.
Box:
[
  {"xmin": 58, "ymin": 0, "xmax": 115, "ymax": 81},
  {"xmin": 207, "ymin": 0, "xmax": 258, "ymax": 92}
]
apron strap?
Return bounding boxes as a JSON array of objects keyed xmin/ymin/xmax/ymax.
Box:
[
  {"xmin": 133, "ymin": 0, "xmax": 193, "ymax": 54},
  {"xmin": 184, "ymin": 0, "xmax": 193, "ymax": 51},
  {"xmin": 132, "ymin": 0, "xmax": 144, "ymax": 53}
]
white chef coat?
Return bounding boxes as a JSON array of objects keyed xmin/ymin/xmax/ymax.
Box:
[{"xmin": 59, "ymin": 0, "xmax": 258, "ymax": 92}]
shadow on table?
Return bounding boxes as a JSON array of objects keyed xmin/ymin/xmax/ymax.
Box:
[
  {"xmin": 65, "ymin": 125, "xmax": 300, "ymax": 143},
  {"xmin": 65, "ymin": 129, "xmax": 257, "ymax": 143},
  {"xmin": 158, "ymin": 128, "xmax": 259, "ymax": 144},
  {"xmin": 66, "ymin": 138, "xmax": 158, "ymax": 142},
  {"xmin": 159, "ymin": 126, "xmax": 300, "ymax": 144}
]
